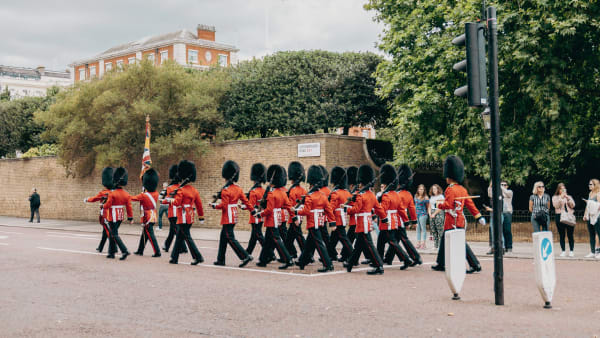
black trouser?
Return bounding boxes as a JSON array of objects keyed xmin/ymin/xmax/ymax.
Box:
[
  {"xmin": 502, "ymin": 212, "xmax": 513, "ymax": 249},
  {"xmin": 171, "ymin": 223, "xmax": 203, "ymax": 263},
  {"xmin": 97, "ymin": 217, "xmax": 109, "ymax": 252},
  {"xmin": 319, "ymin": 226, "xmax": 331, "ymax": 252},
  {"xmin": 217, "ymin": 224, "xmax": 249, "ymax": 263},
  {"xmin": 136, "ymin": 222, "xmax": 160, "ymax": 255},
  {"xmin": 435, "ymin": 229, "xmax": 479, "ymax": 268},
  {"xmin": 298, "ymin": 227, "xmax": 332, "ymax": 268},
  {"xmin": 377, "ymin": 229, "xmax": 410, "ymax": 264},
  {"xmin": 328, "ymin": 226, "xmax": 353, "ymax": 261},
  {"xmin": 555, "ymin": 214, "xmax": 574, "ymax": 252},
  {"xmin": 29, "ymin": 207, "xmax": 40, "ymax": 222},
  {"xmin": 284, "ymin": 222, "xmax": 305, "ymax": 258},
  {"xmin": 164, "ymin": 217, "xmax": 187, "ymax": 253},
  {"xmin": 259, "ymin": 227, "xmax": 291, "ymax": 264},
  {"xmin": 279, "ymin": 223, "xmax": 288, "ymax": 243},
  {"xmin": 386, "ymin": 227, "xmax": 421, "ymax": 263},
  {"xmin": 246, "ymin": 222, "xmax": 266, "ymax": 255},
  {"xmin": 347, "ymin": 225, "xmax": 356, "ymax": 245},
  {"xmin": 108, "ymin": 221, "xmax": 128, "ymax": 256},
  {"xmin": 586, "ymin": 220, "xmax": 600, "ymax": 253},
  {"xmin": 348, "ymin": 232, "xmax": 383, "ymax": 268}
]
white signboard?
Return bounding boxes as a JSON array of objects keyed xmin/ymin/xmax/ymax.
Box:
[
  {"xmin": 298, "ymin": 143, "xmax": 320, "ymax": 157},
  {"xmin": 445, "ymin": 229, "xmax": 466, "ymax": 300},
  {"xmin": 533, "ymin": 231, "xmax": 556, "ymax": 308}
]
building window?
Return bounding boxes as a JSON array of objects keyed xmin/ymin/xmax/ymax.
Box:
[
  {"xmin": 79, "ymin": 68, "xmax": 86, "ymax": 80},
  {"xmin": 116, "ymin": 60, "xmax": 123, "ymax": 69},
  {"xmin": 218, "ymin": 54, "xmax": 227, "ymax": 67},
  {"xmin": 362, "ymin": 130, "xmax": 369, "ymax": 138},
  {"xmin": 128, "ymin": 57, "xmax": 136, "ymax": 64},
  {"xmin": 105, "ymin": 62, "xmax": 112, "ymax": 72},
  {"xmin": 147, "ymin": 53, "xmax": 155, "ymax": 63},
  {"xmin": 160, "ymin": 51, "xmax": 168, "ymax": 64},
  {"xmin": 89, "ymin": 66, "xmax": 96, "ymax": 78},
  {"xmin": 188, "ymin": 50, "xmax": 198, "ymax": 64}
]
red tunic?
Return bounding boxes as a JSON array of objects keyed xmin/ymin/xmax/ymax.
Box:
[
  {"xmin": 173, "ymin": 185, "xmax": 204, "ymax": 225},
  {"xmin": 86, "ymin": 188, "xmax": 111, "ymax": 219},
  {"xmin": 131, "ymin": 191, "xmax": 159, "ymax": 224},
  {"xmin": 437, "ymin": 184, "xmax": 482, "ymax": 230},
  {"xmin": 262, "ymin": 187, "xmax": 294, "ymax": 228},
  {"xmin": 329, "ymin": 188, "xmax": 352, "ymax": 226},
  {"xmin": 103, "ymin": 188, "xmax": 133, "ymax": 222},
  {"xmin": 288, "ymin": 184, "xmax": 307, "ymax": 223},
  {"xmin": 215, "ymin": 184, "xmax": 252, "ymax": 225},
  {"xmin": 279, "ymin": 186, "xmax": 290, "ymax": 223},
  {"xmin": 248, "ymin": 186, "xmax": 265, "ymax": 224},
  {"xmin": 379, "ymin": 191, "xmax": 401, "ymax": 230},
  {"xmin": 297, "ymin": 189, "xmax": 335, "ymax": 229},
  {"xmin": 319, "ymin": 186, "xmax": 331, "ymax": 198},
  {"xmin": 347, "ymin": 190, "xmax": 386, "ymax": 233},
  {"xmin": 397, "ymin": 190, "xmax": 417, "ymax": 226},
  {"xmin": 161, "ymin": 184, "xmax": 179, "ymax": 218}
]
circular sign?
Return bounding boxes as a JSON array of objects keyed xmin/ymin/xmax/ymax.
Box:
[
  {"xmin": 541, "ymin": 238, "xmax": 552, "ymax": 261},
  {"xmin": 205, "ymin": 51, "xmax": 212, "ymax": 62}
]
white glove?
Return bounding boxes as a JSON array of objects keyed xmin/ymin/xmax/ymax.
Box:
[
  {"xmin": 210, "ymin": 203, "xmax": 218, "ymax": 209},
  {"xmin": 478, "ymin": 217, "xmax": 487, "ymax": 226},
  {"xmin": 199, "ymin": 220, "xmax": 205, "ymax": 225},
  {"xmin": 165, "ymin": 197, "xmax": 174, "ymax": 203},
  {"xmin": 83, "ymin": 198, "xmax": 88, "ymax": 203}
]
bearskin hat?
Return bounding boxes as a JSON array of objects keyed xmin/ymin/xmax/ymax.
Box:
[
  {"xmin": 142, "ymin": 168, "xmax": 159, "ymax": 192},
  {"xmin": 101, "ymin": 167, "xmax": 114, "ymax": 189},
  {"xmin": 288, "ymin": 161, "xmax": 305, "ymax": 182},
  {"xmin": 397, "ymin": 164, "xmax": 413, "ymax": 190},
  {"xmin": 272, "ymin": 165, "xmax": 287, "ymax": 188},
  {"xmin": 318, "ymin": 165, "xmax": 329, "ymax": 187},
  {"xmin": 380, "ymin": 164, "xmax": 397, "ymax": 188},
  {"xmin": 358, "ymin": 165, "xmax": 375, "ymax": 185},
  {"xmin": 178, "ymin": 160, "xmax": 196, "ymax": 183},
  {"xmin": 113, "ymin": 167, "xmax": 128, "ymax": 187},
  {"xmin": 330, "ymin": 166, "xmax": 347, "ymax": 189},
  {"xmin": 222, "ymin": 160, "xmax": 240, "ymax": 182},
  {"xmin": 307, "ymin": 165, "xmax": 323, "ymax": 186},
  {"xmin": 266, "ymin": 164, "xmax": 278, "ymax": 184},
  {"xmin": 250, "ymin": 163, "xmax": 266, "ymax": 183},
  {"xmin": 444, "ymin": 155, "xmax": 465, "ymax": 183},
  {"xmin": 346, "ymin": 166, "xmax": 358, "ymax": 187},
  {"xmin": 168, "ymin": 164, "xmax": 180, "ymax": 184}
]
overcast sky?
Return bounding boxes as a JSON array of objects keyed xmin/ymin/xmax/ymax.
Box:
[{"xmin": 0, "ymin": 0, "xmax": 385, "ymax": 71}]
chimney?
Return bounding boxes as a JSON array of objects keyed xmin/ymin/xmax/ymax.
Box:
[
  {"xmin": 197, "ymin": 24, "xmax": 216, "ymax": 41},
  {"xmin": 36, "ymin": 66, "xmax": 45, "ymax": 75}
]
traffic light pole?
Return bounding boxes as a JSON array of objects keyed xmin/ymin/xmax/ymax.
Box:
[{"xmin": 487, "ymin": 6, "xmax": 504, "ymax": 306}]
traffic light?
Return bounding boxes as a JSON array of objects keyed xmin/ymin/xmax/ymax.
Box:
[{"xmin": 452, "ymin": 22, "xmax": 488, "ymax": 107}]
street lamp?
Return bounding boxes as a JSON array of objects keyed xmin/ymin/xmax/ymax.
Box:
[{"xmin": 481, "ymin": 107, "xmax": 491, "ymax": 131}]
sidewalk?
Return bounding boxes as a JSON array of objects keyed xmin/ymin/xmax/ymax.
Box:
[{"xmin": 1, "ymin": 215, "xmax": 598, "ymax": 261}]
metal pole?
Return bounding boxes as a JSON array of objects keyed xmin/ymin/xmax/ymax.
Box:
[{"xmin": 487, "ymin": 6, "xmax": 504, "ymax": 306}]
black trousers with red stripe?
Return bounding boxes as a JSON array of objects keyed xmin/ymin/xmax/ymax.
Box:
[
  {"xmin": 164, "ymin": 217, "xmax": 188, "ymax": 253},
  {"xmin": 348, "ymin": 232, "xmax": 383, "ymax": 268},
  {"xmin": 97, "ymin": 216, "xmax": 109, "ymax": 252},
  {"xmin": 283, "ymin": 222, "xmax": 305, "ymax": 258},
  {"xmin": 136, "ymin": 222, "xmax": 160, "ymax": 255},
  {"xmin": 328, "ymin": 226, "xmax": 353, "ymax": 261},
  {"xmin": 217, "ymin": 224, "xmax": 250, "ymax": 263},
  {"xmin": 259, "ymin": 227, "xmax": 291, "ymax": 264},
  {"xmin": 298, "ymin": 227, "xmax": 332, "ymax": 268},
  {"xmin": 246, "ymin": 222, "xmax": 266, "ymax": 255},
  {"xmin": 347, "ymin": 225, "xmax": 356, "ymax": 245},
  {"xmin": 108, "ymin": 221, "xmax": 128, "ymax": 256},
  {"xmin": 377, "ymin": 229, "xmax": 411, "ymax": 264},
  {"xmin": 385, "ymin": 227, "xmax": 422, "ymax": 264},
  {"xmin": 435, "ymin": 229, "xmax": 480, "ymax": 268},
  {"xmin": 171, "ymin": 223, "xmax": 203, "ymax": 263}
]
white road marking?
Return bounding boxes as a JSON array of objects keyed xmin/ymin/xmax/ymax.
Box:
[
  {"xmin": 47, "ymin": 235, "xmax": 99, "ymax": 241},
  {"xmin": 0, "ymin": 243, "xmax": 8, "ymax": 245},
  {"xmin": 37, "ymin": 247, "xmax": 103, "ymax": 255},
  {"xmin": 0, "ymin": 230, "xmax": 23, "ymax": 235},
  {"xmin": 46, "ymin": 232, "xmax": 97, "ymax": 237},
  {"xmin": 0, "ymin": 235, "xmax": 8, "ymax": 239}
]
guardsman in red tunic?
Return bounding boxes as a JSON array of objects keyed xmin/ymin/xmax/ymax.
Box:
[
  {"xmin": 318, "ymin": 165, "xmax": 332, "ymax": 248},
  {"xmin": 385, "ymin": 164, "xmax": 423, "ymax": 265},
  {"xmin": 245, "ymin": 163, "xmax": 267, "ymax": 255},
  {"xmin": 161, "ymin": 164, "xmax": 188, "ymax": 254},
  {"xmin": 210, "ymin": 160, "xmax": 253, "ymax": 268},
  {"xmin": 343, "ymin": 165, "xmax": 388, "ymax": 275},
  {"xmin": 432, "ymin": 156, "xmax": 486, "ymax": 273},
  {"xmin": 327, "ymin": 166, "xmax": 354, "ymax": 262},
  {"xmin": 345, "ymin": 166, "xmax": 359, "ymax": 249},
  {"xmin": 170, "ymin": 160, "xmax": 205, "ymax": 265},
  {"xmin": 103, "ymin": 167, "xmax": 133, "ymax": 260},
  {"xmin": 376, "ymin": 164, "xmax": 413, "ymax": 269},
  {"xmin": 284, "ymin": 161, "xmax": 307, "ymax": 258},
  {"xmin": 296, "ymin": 165, "xmax": 335, "ymax": 272},
  {"xmin": 131, "ymin": 168, "xmax": 161, "ymax": 257},
  {"xmin": 256, "ymin": 165, "xmax": 294, "ymax": 269},
  {"xmin": 84, "ymin": 167, "xmax": 113, "ymax": 253}
]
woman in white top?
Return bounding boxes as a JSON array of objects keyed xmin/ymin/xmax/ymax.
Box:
[
  {"xmin": 428, "ymin": 184, "xmax": 445, "ymax": 249},
  {"xmin": 551, "ymin": 183, "xmax": 576, "ymax": 257},
  {"xmin": 583, "ymin": 179, "xmax": 600, "ymax": 258}
]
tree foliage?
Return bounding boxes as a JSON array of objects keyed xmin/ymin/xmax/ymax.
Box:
[
  {"xmin": 365, "ymin": 0, "xmax": 600, "ymax": 185},
  {"xmin": 36, "ymin": 61, "xmax": 229, "ymax": 177},
  {"xmin": 220, "ymin": 50, "xmax": 388, "ymax": 138}
]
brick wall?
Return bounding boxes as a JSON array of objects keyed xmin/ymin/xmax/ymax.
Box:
[{"xmin": 0, "ymin": 134, "xmax": 376, "ymax": 230}]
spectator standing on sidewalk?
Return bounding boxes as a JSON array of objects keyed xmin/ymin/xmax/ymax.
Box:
[
  {"xmin": 487, "ymin": 181, "xmax": 514, "ymax": 253},
  {"xmin": 428, "ymin": 184, "xmax": 444, "ymax": 249},
  {"xmin": 414, "ymin": 184, "xmax": 429, "ymax": 249},
  {"xmin": 583, "ymin": 179, "xmax": 600, "ymax": 258},
  {"xmin": 28, "ymin": 188, "xmax": 40, "ymax": 223},
  {"xmin": 552, "ymin": 183, "xmax": 576, "ymax": 257},
  {"xmin": 157, "ymin": 182, "xmax": 168, "ymax": 230},
  {"xmin": 529, "ymin": 181, "xmax": 551, "ymax": 232}
]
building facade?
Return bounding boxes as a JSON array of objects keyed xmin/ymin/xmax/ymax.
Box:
[
  {"xmin": 70, "ymin": 24, "xmax": 238, "ymax": 82},
  {"xmin": 0, "ymin": 65, "xmax": 71, "ymax": 99}
]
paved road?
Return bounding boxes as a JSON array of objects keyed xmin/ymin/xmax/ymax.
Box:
[{"xmin": 0, "ymin": 222, "xmax": 599, "ymax": 337}]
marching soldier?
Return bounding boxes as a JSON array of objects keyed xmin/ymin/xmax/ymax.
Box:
[
  {"xmin": 317, "ymin": 165, "xmax": 332, "ymax": 249},
  {"xmin": 327, "ymin": 166, "xmax": 354, "ymax": 262},
  {"xmin": 285, "ymin": 161, "xmax": 307, "ymax": 258},
  {"xmin": 103, "ymin": 167, "xmax": 133, "ymax": 260},
  {"xmin": 245, "ymin": 163, "xmax": 267, "ymax": 256},
  {"xmin": 255, "ymin": 165, "xmax": 294, "ymax": 269},
  {"xmin": 161, "ymin": 164, "xmax": 187, "ymax": 254},
  {"xmin": 169, "ymin": 160, "xmax": 204, "ymax": 265},
  {"xmin": 432, "ymin": 155, "xmax": 485, "ymax": 273},
  {"xmin": 376, "ymin": 164, "xmax": 413, "ymax": 269},
  {"xmin": 343, "ymin": 165, "xmax": 388, "ymax": 275},
  {"xmin": 296, "ymin": 165, "xmax": 335, "ymax": 272},
  {"xmin": 131, "ymin": 168, "xmax": 161, "ymax": 257},
  {"xmin": 211, "ymin": 160, "xmax": 253, "ymax": 267},
  {"xmin": 84, "ymin": 167, "xmax": 113, "ymax": 253},
  {"xmin": 345, "ymin": 166, "xmax": 359, "ymax": 251}
]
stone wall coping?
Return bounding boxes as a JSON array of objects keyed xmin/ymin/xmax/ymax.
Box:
[
  {"xmin": 0, "ymin": 155, "xmax": 57, "ymax": 162},
  {"xmin": 213, "ymin": 133, "xmax": 365, "ymax": 146}
]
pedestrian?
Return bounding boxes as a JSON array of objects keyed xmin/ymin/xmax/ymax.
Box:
[
  {"xmin": 131, "ymin": 168, "xmax": 161, "ymax": 257},
  {"xmin": 552, "ymin": 183, "xmax": 576, "ymax": 257},
  {"xmin": 486, "ymin": 182, "xmax": 505, "ymax": 255},
  {"xmin": 161, "ymin": 164, "xmax": 187, "ymax": 254},
  {"xmin": 157, "ymin": 182, "xmax": 168, "ymax": 230},
  {"xmin": 499, "ymin": 181, "xmax": 514, "ymax": 252},
  {"xmin": 284, "ymin": 161, "xmax": 307, "ymax": 259},
  {"xmin": 103, "ymin": 167, "xmax": 132, "ymax": 260},
  {"xmin": 210, "ymin": 160, "xmax": 253, "ymax": 268},
  {"xmin": 414, "ymin": 184, "xmax": 429, "ymax": 249},
  {"xmin": 245, "ymin": 163, "xmax": 267, "ymax": 256},
  {"xmin": 83, "ymin": 167, "xmax": 113, "ymax": 252},
  {"xmin": 28, "ymin": 188, "xmax": 41, "ymax": 223},
  {"xmin": 583, "ymin": 179, "xmax": 600, "ymax": 258},
  {"xmin": 428, "ymin": 184, "xmax": 445, "ymax": 249},
  {"xmin": 327, "ymin": 166, "xmax": 354, "ymax": 262},
  {"xmin": 529, "ymin": 181, "xmax": 551, "ymax": 232}
]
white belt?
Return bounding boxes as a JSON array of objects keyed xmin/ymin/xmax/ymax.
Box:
[
  {"xmin": 311, "ymin": 209, "xmax": 324, "ymax": 229},
  {"xmin": 357, "ymin": 212, "xmax": 371, "ymax": 233},
  {"xmin": 110, "ymin": 205, "xmax": 124, "ymax": 220},
  {"xmin": 182, "ymin": 204, "xmax": 191, "ymax": 222},
  {"xmin": 227, "ymin": 204, "xmax": 238, "ymax": 224},
  {"xmin": 274, "ymin": 207, "xmax": 282, "ymax": 228},
  {"xmin": 335, "ymin": 208, "xmax": 347, "ymax": 226}
]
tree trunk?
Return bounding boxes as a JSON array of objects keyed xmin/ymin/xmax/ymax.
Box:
[{"xmin": 343, "ymin": 126, "xmax": 350, "ymax": 135}]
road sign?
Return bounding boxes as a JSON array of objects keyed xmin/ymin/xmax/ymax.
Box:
[
  {"xmin": 445, "ymin": 229, "xmax": 466, "ymax": 300},
  {"xmin": 533, "ymin": 231, "xmax": 556, "ymax": 309}
]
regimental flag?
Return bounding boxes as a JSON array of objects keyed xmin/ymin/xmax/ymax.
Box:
[{"xmin": 140, "ymin": 115, "xmax": 152, "ymax": 179}]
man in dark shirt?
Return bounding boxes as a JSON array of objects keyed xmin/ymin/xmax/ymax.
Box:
[{"xmin": 28, "ymin": 188, "xmax": 41, "ymax": 223}]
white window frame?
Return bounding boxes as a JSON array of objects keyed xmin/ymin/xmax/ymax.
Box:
[
  {"xmin": 188, "ymin": 49, "xmax": 198, "ymax": 64},
  {"xmin": 160, "ymin": 51, "xmax": 168, "ymax": 64},
  {"xmin": 79, "ymin": 68, "xmax": 86, "ymax": 80},
  {"xmin": 116, "ymin": 60, "xmax": 124, "ymax": 69},
  {"xmin": 89, "ymin": 66, "xmax": 96, "ymax": 78},
  {"xmin": 218, "ymin": 54, "xmax": 228, "ymax": 67},
  {"xmin": 128, "ymin": 57, "xmax": 136, "ymax": 65},
  {"xmin": 147, "ymin": 53, "xmax": 155, "ymax": 63},
  {"xmin": 105, "ymin": 62, "xmax": 112, "ymax": 72}
]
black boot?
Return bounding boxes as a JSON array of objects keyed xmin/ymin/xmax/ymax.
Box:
[
  {"xmin": 343, "ymin": 262, "xmax": 352, "ymax": 272},
  {"xmin": 400, "ymin": 259, "xmax": 412, "ymax": 270},
  {"xmin": 466, "ymin": 265, "xmax": 482, "ymax": 274},
  {"xmin": 318, "ymin": 265, "xmax": 333, "ymax": 273},
  {"xmin": 367, "ymin": 267, "xmax": 384, "ymax": 275},
  {"xmin": 239, "ymin": 255, "xmax": 253, "ymax": 268},
  {"xmin": 279, "ymin": 260, "xmax": 293, "ymax": 270},
  {"xmin": 431, "ymin": 264, "xmax": 445, "ymax": 271},
  {"xmin": 119, "ymin": 252, "xmax": 130, "ymax": 260}
]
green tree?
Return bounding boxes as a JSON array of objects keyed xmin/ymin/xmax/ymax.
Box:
[
  {"xmin": 365, "ymin": 0, "xmax": 600, "ymax": 185},
  {"xmin": 36, "ymin": 61, "xmax": 229, "ymax": 177}
]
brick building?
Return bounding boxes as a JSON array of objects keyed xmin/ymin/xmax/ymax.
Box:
[
  {"xmin": 69, "ymin": 24, "xmax": 238, "ymax": 82},
  {"xmin": 0, "ymin": 65, "xmax": 71, "ymax": 98}
]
